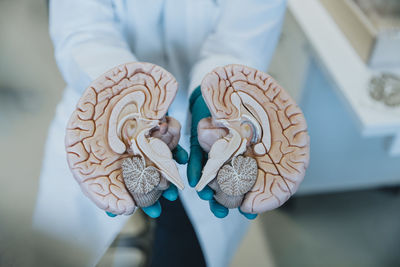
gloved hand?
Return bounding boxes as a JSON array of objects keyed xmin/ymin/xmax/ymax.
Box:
[
  {"xmin": 187, "ymin": 86, "xmax": 257, "ymax": 220},
  {"xmin": 107, "ymin": 144, "xmax": 188, "ymax": 218}
]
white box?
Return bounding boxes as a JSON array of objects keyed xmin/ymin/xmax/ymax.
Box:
[{"xmin": 320, "ymin": 0, "xmax": 400, "ymax": 68}]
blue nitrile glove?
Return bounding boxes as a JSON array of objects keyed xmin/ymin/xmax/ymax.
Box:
[
  {"xmin": 187, "ymin": 86, "xmax": 257, "ymax": 220},
  {"xmin": 107, "ymin": 144, "xmax": 188, "ymax": 218}
]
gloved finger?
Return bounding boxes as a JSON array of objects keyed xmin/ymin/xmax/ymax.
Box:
[
  {"xmin": 238, "ymin": 207, "xmax": 258, "ymax": 220},
  {"xmin": 209, "ymin": 199, "xmax": 229, "ymax": 218},
  {"xmin": 197, "ymin": 186, "xmax": 214, "ymax": 200},
  {"xmin": 187, "ymin": 145, "xmax": 205, "ymax": 187},
  {"xmin": 106, "ymin": 211, "xmax": 117, "ymax": 217},
  {"xmin": 172, "ymin": 144, "xmax": 189, "ymax": 164},
  {"xmin": 142, "ymin": 201, "xmax": 162, "ymax": 218},
  {"xmin": 162, "ymin": 184, "xmax": 178, "ymax": 201},
  {"xmin": 189, "ymin": 87, "xmax": 211, "ymax": 126}
]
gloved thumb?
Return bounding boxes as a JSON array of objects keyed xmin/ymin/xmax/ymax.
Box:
[
  {"xmin": 172, "ymin": 144, "xmax": 188, "ymax": 164},
  {"xmin": 187, "ymin": 145, "xmax": 205, "ymax": 187}
]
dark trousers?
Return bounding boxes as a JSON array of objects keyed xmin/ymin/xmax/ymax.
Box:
[{"xmin": 150, "ymin": 198, "xmax": 206, "ymax": 267}]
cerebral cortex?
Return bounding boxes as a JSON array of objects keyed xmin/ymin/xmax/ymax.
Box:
[
  {"xmin": 65, "ymin": 62, "xmax": 177, "ymax": 215},
  {"xmin": 201, "ymin": 65, "xmax": 310, "ymax": 213}
]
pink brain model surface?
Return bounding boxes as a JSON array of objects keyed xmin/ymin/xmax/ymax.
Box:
[
  {"xmin": 196, "ymin": 65, "xmax": 310, "ymax": 214},
  {"xmin": 65, "ymin": 62, "xmax": 184, "ymax": 215}
]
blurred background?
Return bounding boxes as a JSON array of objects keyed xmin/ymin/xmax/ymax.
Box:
[{"xmin": 0, "ymin": 0, "xmax": 399, "ymax": 266}]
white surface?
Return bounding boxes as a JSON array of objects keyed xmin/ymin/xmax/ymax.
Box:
[
  {"xmin": 288, "ymin": 0, "xmax": 400, "ymax": 144},
  {"xmin": 296, "ymin": 57, "xmax": 400, "ymax": 194}
]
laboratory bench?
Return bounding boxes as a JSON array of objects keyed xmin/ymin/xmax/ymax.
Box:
[{"xmin": 268, "ymin": 0, "xmax": 400, "ymax": 195}]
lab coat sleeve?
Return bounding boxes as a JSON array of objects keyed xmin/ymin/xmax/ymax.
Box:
[
  {"xmin": 188, "ymin": 0, "xmax": 287, "ymax": 95},
  {"xmin": 49, "ymin": 0, "xmax": 137, "ymax": 93}
]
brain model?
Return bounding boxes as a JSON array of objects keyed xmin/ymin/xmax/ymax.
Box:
[
  {"xmin": 196, "ymin": 64, "xmax": 310, "ymax": 214},
  {"xmin": 65, "ymin": 62, "xmax": 184, "ymax": 215}
]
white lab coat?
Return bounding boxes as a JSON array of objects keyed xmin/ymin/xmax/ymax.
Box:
[{"xmin": 33, "ymin": 0, "xmax": 286, "ymax": 266}]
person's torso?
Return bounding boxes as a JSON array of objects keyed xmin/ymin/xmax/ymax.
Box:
[{"xmin": 113, "ymin": 0, "xmax": 220, "ymax": 88}]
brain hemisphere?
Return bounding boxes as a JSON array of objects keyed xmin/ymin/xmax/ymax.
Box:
[
  {"xmin": 65, "ymin": 62, "xmax": 178, "ymax": 215},
  {"xmin": 200, "ymin": 64, "xmax": 310, "ymax": 214}
]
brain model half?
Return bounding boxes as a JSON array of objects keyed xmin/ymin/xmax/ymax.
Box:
[
  {"xmin": 65, "ymin": 62, "xmax": 184, "ymax": 215},
  {"xmin": 196, "ymin": 64, "xmax": 310, "ymax": 214}
]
